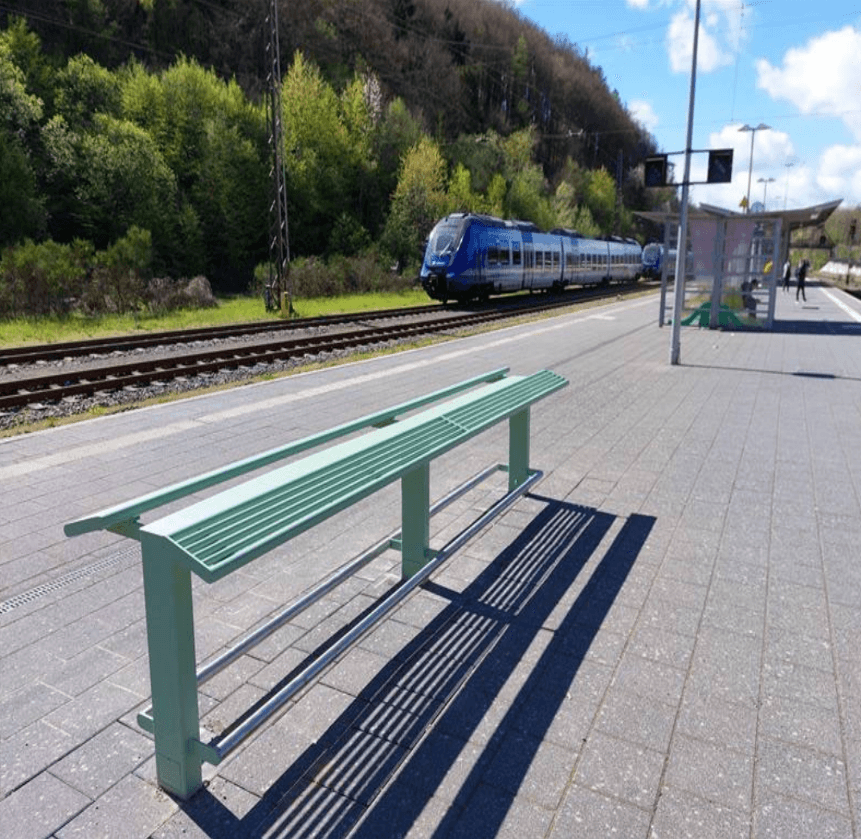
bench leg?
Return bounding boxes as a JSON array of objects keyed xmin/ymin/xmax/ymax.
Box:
[
  {"xmin": 508, "ymin": 408, "xmax": 531, "ymax": 491},
  {"xmin": 401, "ymin": 463, "xmax": 430, "ymax": 579},
  {"xmin": 141, "ymin": 534, "xmax": 202, "ymax": 799}
]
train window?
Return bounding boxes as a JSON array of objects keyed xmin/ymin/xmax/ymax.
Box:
[
  {"xmin": 544, "ymin": 251, "xmax": 552, "ymax": 267},
  {"xmin": 500, "ymin": 247, "xmax": 509, "ymax": 266},
  {"xmin": 487, "ymin": 246, "xmax": 498, "ymax": 265},
  {"xmin": 553, "ymin": 252, "xmax": 560, "ymax": 268},
  {"xmin": 513, "ymin": 247, "xmax": 521, "ymax": 266}
]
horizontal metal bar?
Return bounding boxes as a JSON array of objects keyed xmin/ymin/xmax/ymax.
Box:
[
  {"xmin": 204, "ymin": 467, "xmax": 542, "ymax": 761},
  {"xmin": 139, "ymin": 462, "xmax": 508, "ymax": 725},
  {"xmin": 194, "ymin": 463, "xmax": 502, "ymax": 687},
  {"xmin": 196, "ymin": 535, "xmax": 395, "ymax": 686}
]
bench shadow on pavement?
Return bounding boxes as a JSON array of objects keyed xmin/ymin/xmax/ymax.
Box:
[{"xmin": 175, "ymin": 497, "xmax": 655, "ymax": 838}]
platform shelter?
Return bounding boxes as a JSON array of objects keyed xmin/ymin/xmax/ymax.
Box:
[{"xmin": 639, "ymin": 199, "xmax": 842, "ymax": 330}]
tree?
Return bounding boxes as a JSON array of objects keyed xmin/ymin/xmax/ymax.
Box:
[
  {"xmin": 446, "ymin": 162, "xmax": 477, "ymax": 213},
  {"xmin": 120, "ymin": 56, "xmax": 268, "ymax": 282},
  {"xmin": 75, "ymin": 114, "xmax": 178, "ymax": 264},
  {"xmin": 382, "ymin": 136, "xmax": 447, "ymax": 269},
  {"xmin": 506, "ymin": 166, "xmax": 552, "ymax": 229},
  {"xmin": 191, "ymin": 117, "xmax": 268, "ymax": 284},
  {"xmin": 0, "ymin": 30, "xmax": 45, "ymax": 244},
  {"xmin": 0, "ymin": 27, "xmax": 43, "ymax": 131},
  {"xmin": 280, "ymin": 51, "xmax": 364, "ymax": 255},
  {"xmin": 0, "ymin": 130, "xmax": 45, "ymax": 246},
  {"xmin": 54, "ymin": 53, "xmax": 121, "ymax": 129},
  {"xmin": 585, "ymin": 167, "xmax": 616, "ymax": 233}
]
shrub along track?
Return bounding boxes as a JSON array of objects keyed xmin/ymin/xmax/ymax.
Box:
[{"xmin": 0, "ymin": 282, "xmax": 653, "ymax": 430}]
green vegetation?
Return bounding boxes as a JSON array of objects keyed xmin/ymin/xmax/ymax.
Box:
[
  {"xmin": 1, "ymin": 2, "xmax": 665, "ymax": 323},
  {"xmin": 0, "ymin": 288, "xmax": 431, "ymax": 347}
]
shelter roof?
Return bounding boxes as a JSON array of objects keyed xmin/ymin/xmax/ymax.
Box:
[{"xmin": 636, "ymin": 199, "xmax": 842, "ymax": 233}]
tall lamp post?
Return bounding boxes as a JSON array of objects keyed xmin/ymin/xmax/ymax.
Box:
[
  {"xmin": 669, "ymin": 0, "xmax": 701, "ymax": 365},
  {"xmin": 757, "ymin": 176, "xmax": 776, "ymax": 211},
  {"xmin": 739, "ymin": 123, "xmax": 770, "ymax": 213}
]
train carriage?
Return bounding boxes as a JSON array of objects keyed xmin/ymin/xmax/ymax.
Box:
[{"xmin": 421, "ymin": 213, "xmax": 642, "ymax": 303}]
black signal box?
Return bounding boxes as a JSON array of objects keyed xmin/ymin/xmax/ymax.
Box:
[
  {"xmin": 707, "ymin": 149, "xmax": 733, "ymax": 183},
  {"xmin": 644, "ymin": 155, "xmax": 668, "ymax": 187}
]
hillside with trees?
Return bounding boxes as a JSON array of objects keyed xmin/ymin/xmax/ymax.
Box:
[{"xmin": 1, "ymin": 0, "xmax": 669, "ymax": 316}]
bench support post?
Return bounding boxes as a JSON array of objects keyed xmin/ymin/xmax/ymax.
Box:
[
  {"xmin": 141, "ymin": 534, "xmax": 203, "ymax": 800},
  {"xmin": 401, "ymin": 463, "xmax": 430, "ymax": 579},
  {"xmin": 508, "ymin": 408, "xmax": 531, "ymax": 491}
]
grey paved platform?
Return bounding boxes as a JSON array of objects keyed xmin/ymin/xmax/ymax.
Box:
[{"xmin": 2, "ymin": 281, "xmax": 861, "ymax": 838}]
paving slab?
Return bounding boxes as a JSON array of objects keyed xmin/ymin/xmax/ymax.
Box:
[{"xmin": 1, "ymin": 282, "xmax": 861, "ymax": 837}]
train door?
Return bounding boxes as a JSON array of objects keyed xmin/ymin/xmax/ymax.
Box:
[
  {"xmin": 521, "ymin": 232, "xmax": 535, "ymax": 290},
  {"xmin": 481, "ymin": 228, "xmax": 508, "ymax": 295},
  {"xmin": 564, "ymin": 239, "xmax": 577, "ymax": 286}
]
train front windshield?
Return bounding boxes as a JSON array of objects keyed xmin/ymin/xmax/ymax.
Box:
[
  {"xmin": 643, "ymin": 244, "xmax": 661, "ymax": 265},
  {"xmin": 427, "ymin": 217, "xmax": 468, "ymax": 257}
]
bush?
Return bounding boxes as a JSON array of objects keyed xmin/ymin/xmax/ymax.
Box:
[
  {"xmin": 79, "ymin": 226, "xmax": 152, "ymax": 313},
  {"xmin": 290, "ymin": 251, "xmax": 415, "ymax": 298},
  {"xmin": 0, "ymin": 238, "xmax": 92, "ymax": 316},
  {"xmin": 0, "ymin": 227, "xmax": 153, "ymax": 316}
]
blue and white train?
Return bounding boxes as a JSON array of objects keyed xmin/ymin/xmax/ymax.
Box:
[
  {"xmin": 420, "ymin": 212, "xmax": 643, "ymax": 303},
  {"xmin": 640, "ymin": 242, "xmax": 677, "ymax": 280}
]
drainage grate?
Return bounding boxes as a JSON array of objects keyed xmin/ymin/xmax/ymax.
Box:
[{"xmin": 0, "ymin": 545, "xmax": 140, "ymax": 615}]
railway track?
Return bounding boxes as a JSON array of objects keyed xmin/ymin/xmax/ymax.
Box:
[
  {"xmin": 0, "ymin": 303, "xmax": 444, "ymax": 366},
  {"xmin": 0, "ymin": 283, "xmax": 650, "ymax": 416}
]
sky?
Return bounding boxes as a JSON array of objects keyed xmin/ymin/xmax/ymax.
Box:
[{"xmin": 511, "ymin": 0, "xmax": 861, "ymax": 212}]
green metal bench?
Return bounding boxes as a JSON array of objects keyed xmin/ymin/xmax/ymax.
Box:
[{"xmin": 65, "ymin": 367, "xmax": 567, "ymax": 799}]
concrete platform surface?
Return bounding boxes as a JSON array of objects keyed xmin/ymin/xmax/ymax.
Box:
[{"xmin": 2, "ymin": 281, "xmax": 861, "ymax": 838}]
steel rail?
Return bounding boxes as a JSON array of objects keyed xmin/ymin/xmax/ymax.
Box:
[{"xmin": 1, "ymin": 283, "xmax": 651, "ymax": 412}]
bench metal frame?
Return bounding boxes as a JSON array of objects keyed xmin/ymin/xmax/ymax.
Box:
[{"xmin": 65, "ymin": 368, "xmax": 567, "ymax": 799}]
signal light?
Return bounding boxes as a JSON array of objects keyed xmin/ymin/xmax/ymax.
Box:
[
  {"xmin": 644, "ymin": 155, "xmax": 668, "ymax": 187},
  {"xmin": 707, "ymin": 149, "xmax": 733, "ymax": 183}
]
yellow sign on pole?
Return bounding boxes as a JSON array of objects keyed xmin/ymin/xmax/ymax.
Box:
[{"xmin": 739, "ymin": 195, "xmax": 749, "ymax": 210}]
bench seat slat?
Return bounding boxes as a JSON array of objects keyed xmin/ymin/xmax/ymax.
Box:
[
  {"xmin": 142, "ymin": 370, "xmax": 566, "ymax": 582},
  {"xmin": 175, "ymin": 419, "xmax": 461, "ymax": 564}
]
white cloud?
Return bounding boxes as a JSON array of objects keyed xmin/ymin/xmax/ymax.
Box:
[
  {"xmin": 626, "ymin": 0, "xmax": 652, "ymax": 8},
  {"xmin": 667, "ymin": 0, "xmax": 747, "ymax": 73},
  {"xmin": 817, "ymin": 144, "xmax": 861, "ymax": 202},
  {"xmin": 756, "ymin": 26, "xmax": 861, "ymax": 141},
  {"xmin": 630, "ymin": 99, "xmax": 659, "ymax": 132},
  {"xmin": 686, "ymin": 128, "xmax": 861, "ymax": 209},
  {"xmin": 681, "ymin": 123, "xmax": 798, "ymax": 211}
]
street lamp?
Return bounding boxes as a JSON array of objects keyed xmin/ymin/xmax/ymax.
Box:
[
  {"xmin": 739, "ymin": 123, "xmax": 770, "ymax": 213},
  {"xmin": 758, "ymin": 176, "xmax": 776, "ymax": 211},
  {"xmin": 669, "ymin": 0, "xmax": 701, "ymax": 366}
]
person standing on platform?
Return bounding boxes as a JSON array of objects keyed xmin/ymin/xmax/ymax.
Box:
[
  {"xmin": 796, "ymin": 259, "xmax": 808, "ymax": 302},
  {"xmin": 783, "ymin": 259, "xmax": 792, "ymax": 292}
]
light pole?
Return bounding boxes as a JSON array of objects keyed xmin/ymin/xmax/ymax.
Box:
[
  {"xmin": 739, "ymin": 123, "xmax": 770, "ymax": 213},
  {"xmin": 669, "ymin": 0, "xmax": 701, "ymax": 366},
  {"xmin": 758, "ymin": 176, "xmax": 776, "ymax": 211}
]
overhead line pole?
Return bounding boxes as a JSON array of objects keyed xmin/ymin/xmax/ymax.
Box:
[
  {"xmin": 266, "ymin": 0, "xmax": 291, "ymax": 315},
  {"xmin": 670, "ymin": 0, "xmax": 701, "ymax": 366}
]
